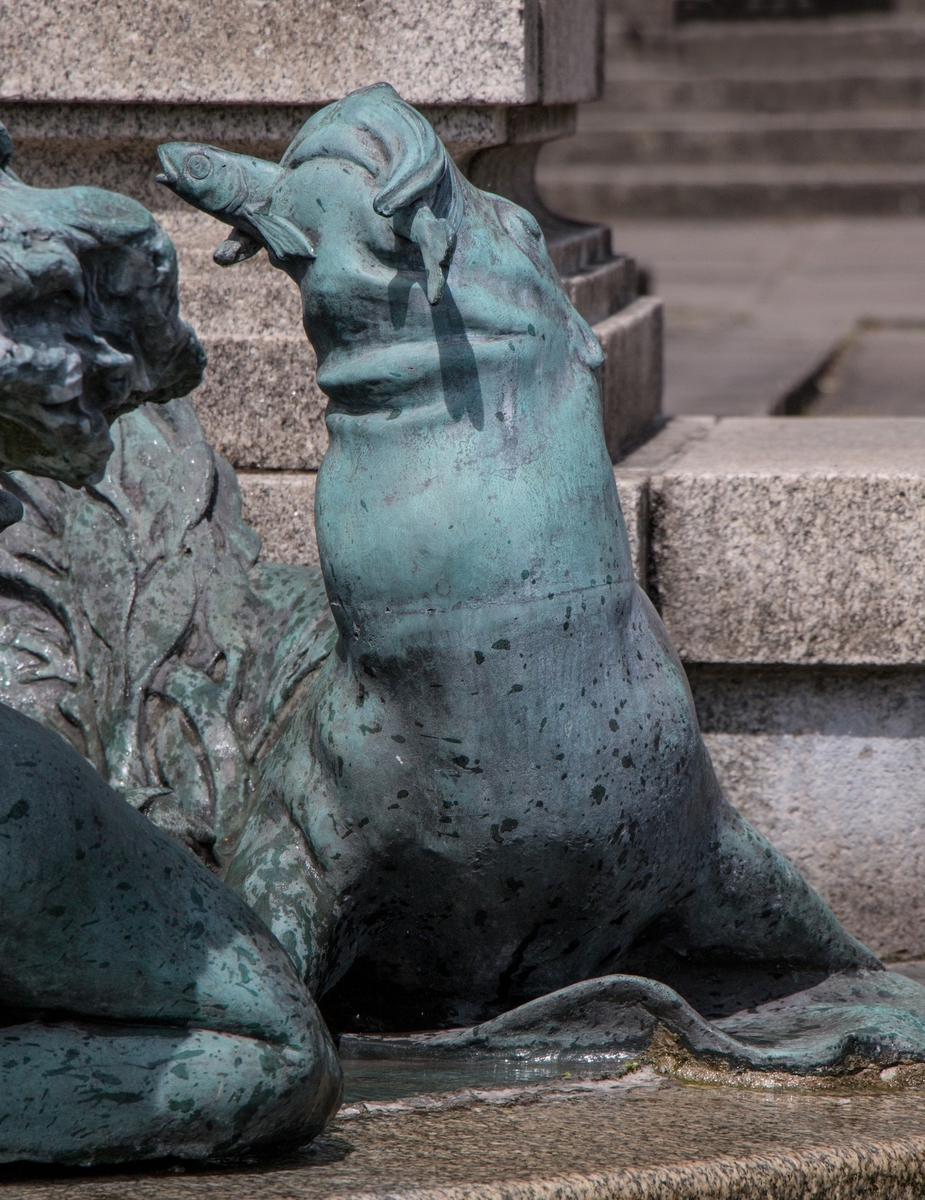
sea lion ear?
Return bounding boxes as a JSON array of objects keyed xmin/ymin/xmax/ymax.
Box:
[{"xmin": 392, "ymin": 204, "xmax": 456, "ymax": 305}]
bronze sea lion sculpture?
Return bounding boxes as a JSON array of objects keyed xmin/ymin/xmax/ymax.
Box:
[
  {"xmin": 165, "ymin": 83, "xmax": 925, "ymax": 1066},
  {"xmin": 0, "ymin": 129, "xmax": 342, "ymax": 1164}
]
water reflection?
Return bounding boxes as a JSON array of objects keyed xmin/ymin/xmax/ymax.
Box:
[{"xmin": 341, "ymin": 1056, "xmax": 635, "ymax": 1103}]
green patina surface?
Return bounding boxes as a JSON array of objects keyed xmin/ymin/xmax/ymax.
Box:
[
  {"xmin": 0, "ymin": 127, "xmax": 342, "ymax": 1166},
  {"xmin": 151, "ymin": 85, "xmax": 925, "ymax": 1066},
  {"xmin": 5, "ymin": 82, "xmax": 925, "ymax": 1172}
]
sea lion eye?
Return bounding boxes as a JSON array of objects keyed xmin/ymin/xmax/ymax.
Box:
[{"xmin": 186, "ymin": 154, "xmax": 213, "ymax": 181}]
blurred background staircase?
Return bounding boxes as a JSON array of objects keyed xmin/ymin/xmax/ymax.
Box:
[{"xmin": 540, "ymin": 0, "xmax": 925, "ymax": 219}]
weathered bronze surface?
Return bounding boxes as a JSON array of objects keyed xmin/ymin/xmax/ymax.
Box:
[
  {"xmin": 0, "ymin": 128, "xmax": 342, "ymax": 1165},
  {"xmin": 0, "ymin": 127, "xmax": 203, "ymax": 485},
  {"xmin": 5, "ymin": 81, "xmax": 925, "ymax": 1171},
  {"xmin": 152, "ymin": 84, "xmax": 925, "ymax": 1065}
]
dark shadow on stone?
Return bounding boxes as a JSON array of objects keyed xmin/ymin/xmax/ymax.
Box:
[{"xmin": 688, "ymin": 663, "xmax": 925, "ymax": 740}]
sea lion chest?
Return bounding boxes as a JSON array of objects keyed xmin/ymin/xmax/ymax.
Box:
[{"xmin": 266, "ymin": 356, "xmax": 708, "ymax": 1016}]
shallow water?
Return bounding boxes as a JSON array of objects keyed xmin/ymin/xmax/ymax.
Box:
[{"xmin": 340, "ymin": 1056, "xmax": 633, "ymax": 1103}]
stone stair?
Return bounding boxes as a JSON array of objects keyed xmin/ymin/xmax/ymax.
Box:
[{"xmin": 539, "ymin": 4, "xmax": 925, "ymax": 217}]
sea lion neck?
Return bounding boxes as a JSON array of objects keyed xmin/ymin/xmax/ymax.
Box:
[
  {"xmin": 314, "ymin": 343, "xmax": 633, "ymax": 661},
  {"xmin": 305, "ymin": 214, "xmax": 581, "ymax": 419},
  {"xmin": 306, "ymin": 171, "xmax": 625, "ymax": 653}
]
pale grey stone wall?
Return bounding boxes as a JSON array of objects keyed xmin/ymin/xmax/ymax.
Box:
[
  {"xmin": 647, "ymin": 418, "xmax": 925, "ymax": 666},
  {"xmin": 616, "ymin": 418, "xmax": 925, "ymax": 963},
  {"xmin": 1, "ymin": 1, "xmax": 599, "ymax": 107},
  {"xmin": 0, "ymin": 102, "xmax": 580, "ymax": 212},
  {"xmin": 239, "ymin": 473, "xmax": 319, "ymax": 568},
  {"xmin": 691, "ymin": 666, "xmax": 925, "ymax": 963}
]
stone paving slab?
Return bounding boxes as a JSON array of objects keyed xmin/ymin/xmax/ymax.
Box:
[
  {"xmin": 625, "ymin": 416, "xmax": 925, "ymax": 665},
  {"xmin": 532, "ymin": 217, "xmax": 925, "ymax": 417},
  {"xmin": 7, "ymin": 1072, "xmax": 925, "ymax": 1199}
]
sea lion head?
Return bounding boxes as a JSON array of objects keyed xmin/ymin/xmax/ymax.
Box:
[
  {"xmin": 158, "ymin": 85, "xmax": 460, "ymax": 306},
  {"xmin": 158, "ymin": 85, "xmax": 599, "ymax": 421}
]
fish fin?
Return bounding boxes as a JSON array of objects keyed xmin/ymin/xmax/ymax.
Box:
[
  {"xmin": 245, "ymin": 209, "xmax": 316, "ymax": 261},
  {"xmin": 395, "ymin": 205, "xmax": 456, "ymax": 305}
]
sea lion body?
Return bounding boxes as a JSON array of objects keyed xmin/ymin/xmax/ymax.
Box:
[
  {"xmin": 159, "ymin": 86, "xmax": 876, "ymax": 1032},
  {"xmin": 262, "ymin": 181, "xmax": 712, "ymax": 1023}
]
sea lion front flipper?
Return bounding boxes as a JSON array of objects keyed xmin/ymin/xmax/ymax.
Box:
[
  {"xmin": 614, "ymin": 588, "xmax": 879, "ymax": 1015},
  {"xmin": 393, "ymin": 204, "xmax": 456, "ymax": 304},
  {"xmin": 672, "ymin": 781, "xmax": 880, "ymax": 986}
]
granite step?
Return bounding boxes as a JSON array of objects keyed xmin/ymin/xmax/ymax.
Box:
[
  {"xmin": 540, "ymin": 161, "xmax": 925, "ymax": 218},
  {"xmin": 161, "ymin": 213, "xmax": 328, "ymax": 470},
  {"xmin": 635, "ymin": 13, "xmax": 925, "ymax": 66},
  {"xmin": 549, "ymin": 110, "xmax": 925, "ymax": 167},
  {"xmin": 191, "ymin": 335, "xmax": 328, "ymax": 471},
  {"xmin": 599, "ymin": 62, "xmax": 925, "ymax": 114},
  {"xmin": 548, "ymin": 6, "xmax": 925, "ymax": 214}
]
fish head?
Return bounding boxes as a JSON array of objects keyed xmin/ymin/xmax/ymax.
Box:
[
  {"xmin": 157, "ymin": 142, "xmax": 282, "ymax": 219},
  {"xmin": 157, "ymin": 142, "xmax": 315, "ymax": 268}
]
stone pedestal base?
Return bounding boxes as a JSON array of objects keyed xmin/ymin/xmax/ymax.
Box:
[{"xmin": 12, "ymin": 1070, "xmax": 925, "ymax": 1198}]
